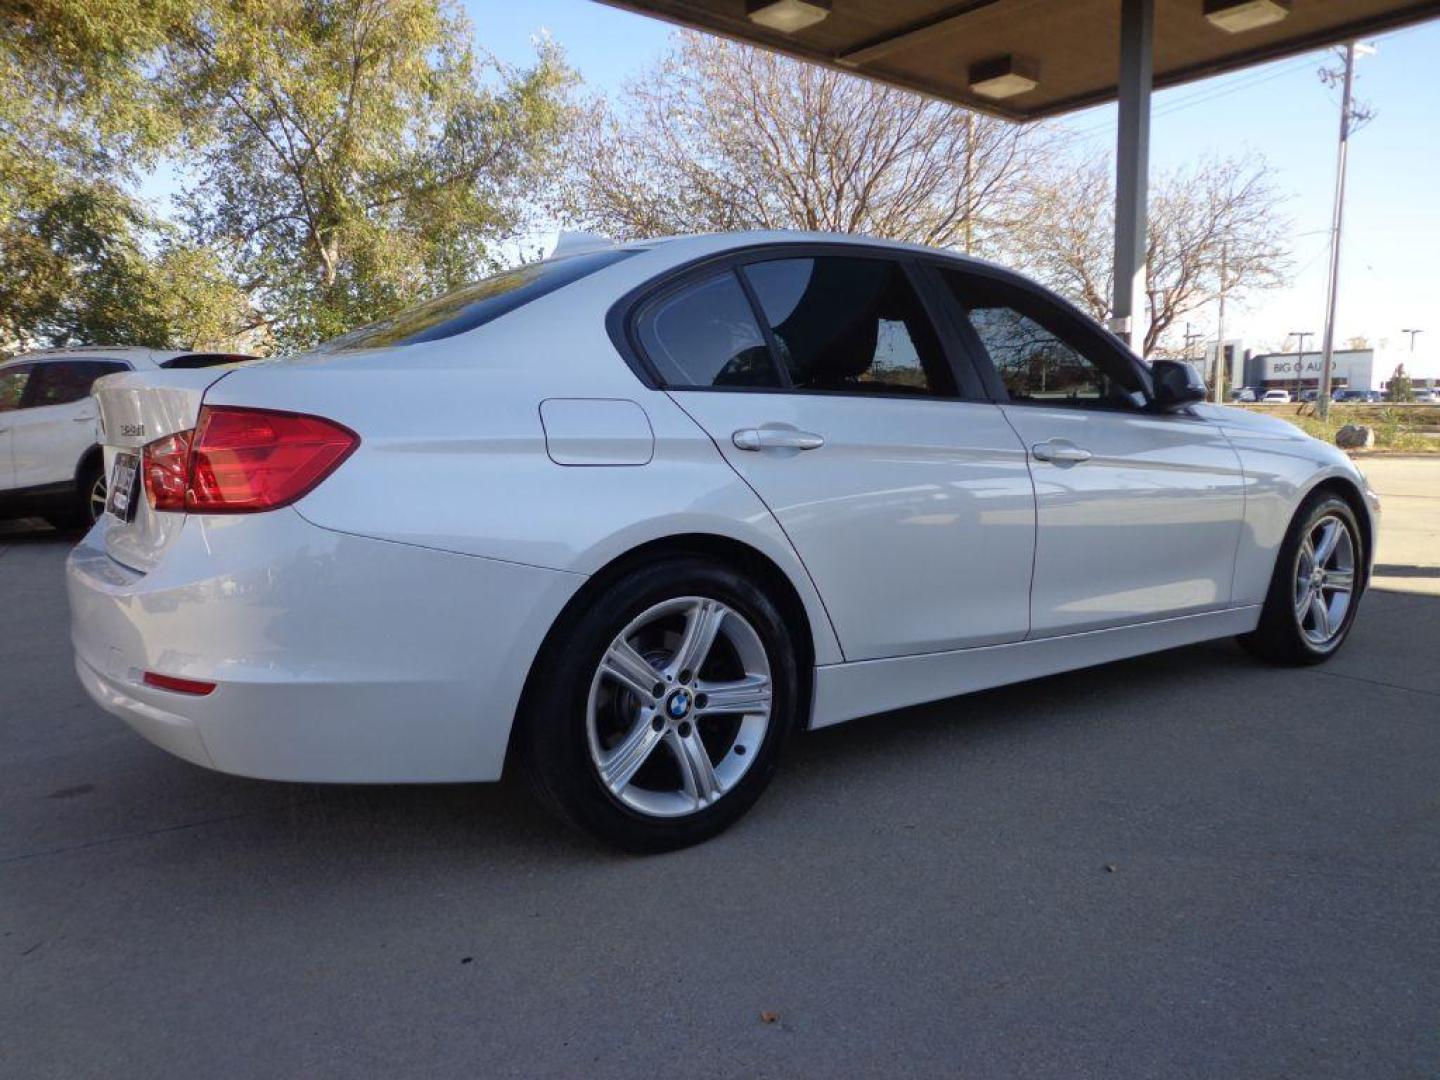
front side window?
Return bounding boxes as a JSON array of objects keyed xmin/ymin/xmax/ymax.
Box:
[
  {"xmin": 635, "ymin": 271, "xmax": 780, "ymax": 389},
  {"xmin": 0, "ymin": 363, "xmax": 35, "ymax": 412},
  {"xmin": 741, "ymin": 257, "xmax": 956, "ymax": 397},
  {"xmin": 942, "ymin": 273, "xmax": 1143, "ymax": 409},
  {"xmin": 20, "ymin": 361, "xmax": 127, "ymax": 408}
]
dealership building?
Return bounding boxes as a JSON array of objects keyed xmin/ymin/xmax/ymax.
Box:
[
  {"xmin": 1192, "ymin": 344, "xmax": 1437, "ymax": 394},
  {"xmin": 1244, "ymin": 349, "xmax": 1378, "ymax": 393}
]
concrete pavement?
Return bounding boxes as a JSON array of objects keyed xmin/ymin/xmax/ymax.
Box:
[
  {"xmin": 1364, "ymin": 456, "xmax": 1440, "ymax": 596},
  {"xmin": 2, "ymin": 460, "xmax": 1438, "ymax": 1079}
]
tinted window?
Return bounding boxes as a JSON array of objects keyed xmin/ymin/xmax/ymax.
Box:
[
  {"xmin": 311, "ymin": 249, "xmax": 636, "ymax": 355},
  {"xmin": 942, "ymin": 273, "xmax": 1143, "ymax": 409},
  {"xmin": 636, "ymin": 271, "xmax": 780, "ymax": 389},
  {"xmin": 20, "ymin": 361, "xmax": 128, "ymax": 408},
  {"xmin": 161, "ymin": 353, "xmax": 255, "ymax": 370},
  {"xmin": 742, "ymin": 257, "xmax": 956, "ymax": 397},
  {"xmin": 0, "ymin": 363, "xmax": 35, "ymax": 412}
]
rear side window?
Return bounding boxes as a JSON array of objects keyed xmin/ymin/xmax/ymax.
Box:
[
  {"xmin": 161, "ymin": 353, "xmax": 255, "ymax": 370},
  {"xmin": 0, "ymin": 363, "xmax": 35, "ymax": 411},
  {"xmin": 741, "ymin": 257, "xmax": 957, "ymax": 397},
  {"xmin": 20, "ymin": 361, "xmax": 128, "ymax": 408},
  {"xmin": 311, "ymin": 249, "xmax": 636, "ymax": 355},
  {"xmin": 635, "ymin": 271, "xmax": 780, "ymax": 389}
]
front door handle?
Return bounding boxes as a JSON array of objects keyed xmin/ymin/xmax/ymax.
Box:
[
  {"xmin": 733, "ymin": 428, "xmax": 825, "ymax": 452},
  {"xmin": 1031, "ymin": 439, "xmax": 1093, "ymax": 465}
]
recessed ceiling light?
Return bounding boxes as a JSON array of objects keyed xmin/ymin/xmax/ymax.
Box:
[
  {"xmin": 745, "ymin": 0, "xmax": 831, "ymax": 33},
  {"xmin": 968, "ymin": 55, "xmax": 1039, "ymax": 100},
  {"xmin": 1203, "ymin": 0, "xmax": 1291, "ymax": 34}
]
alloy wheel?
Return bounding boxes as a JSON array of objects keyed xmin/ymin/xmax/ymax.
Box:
[
  {"xmin": 586, "ymin": 596, "xmax": 772, "ymax": 818},
  {"xmin": 88, "ymin": 474, "xmax": 108, "ymax": 524},
  {"xmin": 1293, "ymin": 513, "xmax": 1356, "ymax": 647}
]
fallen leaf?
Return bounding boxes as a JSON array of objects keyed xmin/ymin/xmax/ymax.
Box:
[{"xmin": 759, "ymin": 1011, "xmax": 779, "ymax": 1024}]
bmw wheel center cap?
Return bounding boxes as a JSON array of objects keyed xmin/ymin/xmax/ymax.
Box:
[{"xmin": 666, "ymin": 689, "xmax": 692, "ymax": 720}]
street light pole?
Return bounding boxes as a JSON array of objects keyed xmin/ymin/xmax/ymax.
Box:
[
  {"xmin": 1317, "ymin": 41, "xmax": 1359, "ymax": 420},
  {"xmin": 1401, "ymin": 328, "xmax": 1423, "ymax": 353}
]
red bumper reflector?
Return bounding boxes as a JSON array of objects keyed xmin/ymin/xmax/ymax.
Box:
[{"xmin": 142, "ymin": 671, "xmax": 217, "ymax": 696}]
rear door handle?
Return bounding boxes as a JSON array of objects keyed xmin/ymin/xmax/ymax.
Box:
[
  {"xmin": 73, "ymin": 414, "xmax": 97, "ymax": 423},
  {"xmin": 1031, "ymin": 439, "xmax": 1093, "ymax": 465},
  {"xmin": 733, "ymin": 428, "xmax": 825, "ymax": 452}
]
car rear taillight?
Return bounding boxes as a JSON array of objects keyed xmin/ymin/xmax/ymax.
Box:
[
  {"xmin": 141, "ymin": 406, "xmax": 359, "ymax": 514},
  {"xmin": 143, "ymin": 431, "xmax": 193, "ymax": 511}
]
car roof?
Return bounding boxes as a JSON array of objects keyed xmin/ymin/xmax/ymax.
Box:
[
  {"xmin": 0, "ymin": 346, "xmax": 180, "ymax": 369},
  {"xmin": 636, "ymin": 229, "xmax": 1006, "ymax": 273},
  {"xmin": 0, "ymin": 346, "xmax": 257, "ymax": 371}
]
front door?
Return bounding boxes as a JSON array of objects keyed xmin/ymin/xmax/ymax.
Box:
[
  {"xmin": 10, "ymin": 360, "xmax": 123, "ymax": 488},
  {"xmin": 934, "ymin": 267, "xmax": 1247, "ymax": 637},
  {"xmin": 634, "ymin": 252, "xmax": 1037, "ymax": 661}
]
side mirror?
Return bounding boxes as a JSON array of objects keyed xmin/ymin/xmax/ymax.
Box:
[{"xmin": 1150, "ymin": 359, "xmax": 1207, "ymax": 411}]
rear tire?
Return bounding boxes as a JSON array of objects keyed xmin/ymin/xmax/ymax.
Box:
[
  {"xmin": 516, "ymin": 557, "xmax": 799, "ymax": 853},
  {"xmin": 45, "ymin": 458, "xmax": 106, "ymax": 531},
  {"xmin": 1237, "ymin": 491, "xmax": 1364, "ymax": 665}
]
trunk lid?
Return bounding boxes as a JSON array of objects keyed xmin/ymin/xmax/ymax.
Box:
[{"xmin": 92, "ymin": 368, "xmax": 234, "ymax": 572}]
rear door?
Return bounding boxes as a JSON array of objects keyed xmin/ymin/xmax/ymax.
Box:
[
  {"xmin": 0, "ymin": 362, "xmax": 36, "ymax": 489},
  {"xmin": 636, "ymin": 249, "xmax": 1037, "ymax": 662},
  {"xmin": 933, "ymin": 266, "xmax": 1246, "ymax": 637},
  {"xmin": 11, "ymin": 360, "xmax": 128, "ymax": 488}
]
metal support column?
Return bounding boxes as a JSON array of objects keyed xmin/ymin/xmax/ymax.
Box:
[{"xmin": 1111, "ymin": 0, "xmax": 1154, "ymax": 355}]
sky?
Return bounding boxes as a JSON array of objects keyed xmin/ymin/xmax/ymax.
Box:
[
  {"xmin": 139, "ymin": 2, "xmax": 1439, "ymax": 369},
  {"xmin": 458, "ymin": 0, "xmax": 1440, "ymax": 369}
]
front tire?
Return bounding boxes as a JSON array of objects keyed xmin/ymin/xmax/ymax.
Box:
[
  {"xmin": 516, "ymin": 557, "xmax": 799, "ymax": 852},
  {"xmin": 1238, "ymin": 491, "xmax": 1364, "ymax": 665}
]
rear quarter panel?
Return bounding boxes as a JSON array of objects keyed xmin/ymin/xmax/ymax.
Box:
[{"xmin": 206, "ymin": 289, "xmax": 844, "ymax": 667}]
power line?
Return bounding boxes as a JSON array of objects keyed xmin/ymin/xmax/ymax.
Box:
[{"xmin": 1063, "ymin": 55, "xmax": 1317, "ymax": 142}]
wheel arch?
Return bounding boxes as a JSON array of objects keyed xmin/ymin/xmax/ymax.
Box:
[
  {"xmin": 1305, "ymin": 474, "xmax": 1375, "ymax": 577},
  {"xmin": 506, "ymin": 532, "xmax": 822, "ymax": 774},
  {"xmin": 75, "ymin": 443, "xmax": 103, "ymax": 486}
]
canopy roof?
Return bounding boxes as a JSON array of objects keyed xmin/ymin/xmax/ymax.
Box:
[{"xmin": 595, "ymin": 0, "xmax": 1440, "ymax": 119}]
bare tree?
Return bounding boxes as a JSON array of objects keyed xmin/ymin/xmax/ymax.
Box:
[
  {"xmin": 1012, "ymin": 155, "xmax": 1291, "ymax": 356},
  {"xmin": 561, "ymin": 32, "xmax": 1051, "ymax": 253}
]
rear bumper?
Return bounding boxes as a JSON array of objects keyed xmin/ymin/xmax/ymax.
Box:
[{"xmin": 66, "ymin": 509, "xmax": 583, "ymax": 782}]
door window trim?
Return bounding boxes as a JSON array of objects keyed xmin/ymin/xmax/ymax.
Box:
[{"xmin": 608, "ymin": 241, "xmax": 990, "ymax": 402}]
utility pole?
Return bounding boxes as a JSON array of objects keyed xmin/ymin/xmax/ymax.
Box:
[
  {"xmin": 1212, "ymin": 242, "xmax": 1228, "ymax": 403},
  {"xmin": 1317, "ymin": 41, "xmax": 1361, "ymax": 420},
  {"xmin": 1183, "ymin": 327, "xmax": 1203, "ymax": 356},
  {"xmin": 1290, "ymin": 330, "xmax": 1313, "ymax": 400},
  {"xmin": 1401, "ymin": 328, "xmax": 1423, "ymax": 353}
]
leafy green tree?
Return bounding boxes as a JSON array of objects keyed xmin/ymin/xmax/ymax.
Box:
[
  {"xmin": 169, "ymin": 1, "xmax": 574, "ymax": 349},
  {"xmin": 1388, "ymin": 364, "xmax": 1414, "ymax": 402},
  {"xmin": 0, "ymin": 1, "xmax": 198, "ymax": 349}
]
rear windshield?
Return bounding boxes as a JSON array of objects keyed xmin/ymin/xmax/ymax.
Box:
[
  {"xmin": 309, "ymin": 249, "xmax": 636, "ymax": 356},
  {"xmin": 160, "ymin": 353, "xmax": 256, "ymax": 369}
]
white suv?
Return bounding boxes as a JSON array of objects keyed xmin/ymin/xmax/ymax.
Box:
[{"xmin": 0, "ymin": 347, "xmax": 253, "ymax": 528}]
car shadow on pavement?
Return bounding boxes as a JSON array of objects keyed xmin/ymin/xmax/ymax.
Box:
[{"xmin": 9, "ymin": 506, "xmax": 1437, "ymax": 868}]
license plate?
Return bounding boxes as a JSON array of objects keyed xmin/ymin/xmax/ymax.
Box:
[{"xmin": 107, "ymin": 452, "xmax": 140, "ymax": 521}]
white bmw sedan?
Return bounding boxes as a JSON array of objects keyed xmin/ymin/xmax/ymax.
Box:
[{"xmin": 68, "ymin": 232, "xmax": 1378, "ymax": 850}]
